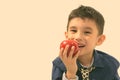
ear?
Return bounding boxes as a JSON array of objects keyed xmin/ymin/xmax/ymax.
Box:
[
  {"xmin": 64, "ymin": 32, "xmax": 68, "ymax": 39},
  {"xmin": 96, "ymin": 34, "xmax": 106, "ymax": 46}
]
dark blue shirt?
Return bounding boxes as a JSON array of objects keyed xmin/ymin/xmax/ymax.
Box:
[{"xmin": 52, "ymin": 50, "xmax": 120, "ymax": 80}]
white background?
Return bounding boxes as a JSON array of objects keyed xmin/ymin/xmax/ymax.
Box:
[{"xmin": 0, "ymin": 0, "xmax": 120, "ymax": 80}]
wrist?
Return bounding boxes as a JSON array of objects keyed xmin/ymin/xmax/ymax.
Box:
[
  {"xmin": 62, "ymin": 72, "xmax": 78, "ymax": 80},
  {"xmin": 66, "ymin": 71, "xmax": 76, "ymax": 79}
]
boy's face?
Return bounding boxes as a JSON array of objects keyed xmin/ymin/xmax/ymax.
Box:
[{"xmin": 65, "ymin": 17, "xmax": 105, "ymax": 56}]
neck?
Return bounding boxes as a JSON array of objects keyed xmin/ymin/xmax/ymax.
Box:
[{"xmin": 78, "ymin": 53, "xmax": 93, "ymax": 68}]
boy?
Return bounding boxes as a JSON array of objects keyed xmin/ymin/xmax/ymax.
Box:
[{"xmin": 52, "ymin": 5, "xmax": 120, "ymax": 80}]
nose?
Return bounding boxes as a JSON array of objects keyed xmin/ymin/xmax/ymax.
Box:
[{"xmin": 74, "ymin": 32, "xmax": 83, "ymax": 41}]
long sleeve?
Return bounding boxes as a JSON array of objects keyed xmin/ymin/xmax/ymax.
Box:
[
  {"xmin": 112, "ymin": 72, "xmax": 120, "ymax": 80},
  {"xmin": 62, "ymin": 72, "xmax": 79, "ymax": 80},
  {"xmin": 52, "ymin": 65, "xmax": 63, "ymax": 80},
  {"xmin": 52, "ymin": 57, "xmax": 67, "ymax": 80}
]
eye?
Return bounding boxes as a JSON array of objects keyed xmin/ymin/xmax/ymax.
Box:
[
  {"xmin": 70, "ymin": 30, "xmax": 77, "ymax": 32},
  {"xmin": 84, "ymin": 31, "xmax": 91, "ymax": 34}
]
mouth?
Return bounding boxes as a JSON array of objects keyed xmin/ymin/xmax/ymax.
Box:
[
  {"xmin": 77, "ymin": 42, "xmax": 86, "ymax": 49},
  {"xmin": 75, "ymin": 41, "xmax": 86, "ymax": 49},
  {"xmin": 78, "ymin": 45, "xmax": 85, "ymax": 48}
]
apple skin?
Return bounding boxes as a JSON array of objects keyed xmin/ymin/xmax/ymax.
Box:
[{"xmin": 60, "ymin": 40, "xmax": 78, "ymax": 56}]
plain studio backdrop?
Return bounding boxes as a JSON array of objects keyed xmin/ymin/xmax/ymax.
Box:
[{"xmin": 0, "ymin": 0, "xmax": 120, "ymax": 80}]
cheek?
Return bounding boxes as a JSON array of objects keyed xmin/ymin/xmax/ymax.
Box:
[
  {"xmin": 86, "ymin": 37, "xmax": 98, "ymax": 45},
  {"xmin": 68, "ymin": 36, "xmax": 74, "ymax": 40},
  {"xmin": 66, "ymin": 33, "xmax": 75, "ymax": 39}
]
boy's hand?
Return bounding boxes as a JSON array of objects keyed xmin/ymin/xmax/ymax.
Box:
[{"xmin": 59, "ymin": 45, "xmax": 80, "ymax": 79}]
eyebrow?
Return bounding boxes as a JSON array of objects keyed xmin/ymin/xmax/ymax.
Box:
[
  {"xmin": 83, "ymin": 26, "xmax": 93, "ymax": 31},
  {"xmin": 69, "ymin": 26, "xmax": 77, "ymax": 29},
  {"xmin": 69, "ymin": 26, "xmax": 93, "ymax": 31}
]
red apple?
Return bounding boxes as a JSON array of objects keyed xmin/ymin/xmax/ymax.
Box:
[{"xmin": 60, "ymin": 40, "xmax": 78, "ymax": 56}]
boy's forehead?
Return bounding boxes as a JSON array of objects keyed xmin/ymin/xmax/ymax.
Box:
[
  {"xmin": 69, "ymin": 17, "xmax": 95, "ymax": 24},
  {"xmin": 69, "ymin": 26, "xmax": 93, "ymax": 30},
  {"xmin": 68, "ymin": 17, "xmax": 97, "ymax": 28}
]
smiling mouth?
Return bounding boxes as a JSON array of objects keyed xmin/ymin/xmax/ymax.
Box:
[
  {"xmin": 78, "ymin": 45, "xmax": 85, "ymax": 48},
  {"xmin": 76, "ymin": 41, "xmax": 86, "ymax": 48}
]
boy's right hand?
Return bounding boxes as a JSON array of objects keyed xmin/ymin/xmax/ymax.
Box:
[{"xmin": 59, "ymin": 45, "xmax": 80, "ymax": 79}]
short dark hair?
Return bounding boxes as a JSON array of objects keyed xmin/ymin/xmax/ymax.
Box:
[{"xmin": 67, "ymin": 5, "xmax": 105, "ymax": 35}]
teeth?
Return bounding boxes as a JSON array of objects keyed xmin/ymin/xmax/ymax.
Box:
[
  {"xmin": 78, "ymin": 45, "xmax": 85, "ymax": 47},
  {"xmin": 78, "ymin": 43, "xmax": 85, "ymax": 48}
]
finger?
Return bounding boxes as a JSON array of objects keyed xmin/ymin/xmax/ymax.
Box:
[
  {"xmin": 63, "ymin": 45, "xmax": 69, "ymax": 58},
  {"xmin": 59, "ymin": 48, "xmax": 64, "ymax": 59},
  {"xmin": 68, "ymin": 46, "xmax": 75, "ymax": 59},
  {"xmin": 73, "ymin": 50, "xmax": 80, "ymax": 59}
]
